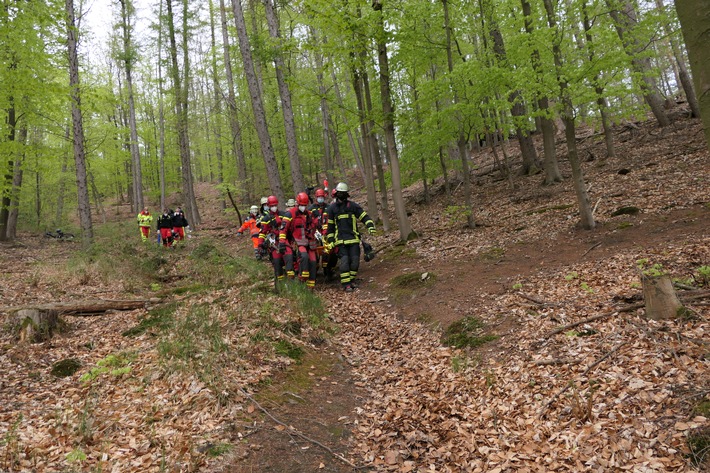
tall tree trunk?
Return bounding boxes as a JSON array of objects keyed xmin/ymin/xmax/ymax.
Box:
[
  {"xmin": 0, "ymin": 97, "xmax": 16, "ymax": 241},
  {"xmin": 521, "ymin": 0, "xmax": 562, "ymax": 184},
  {"xmin": 66, "ymin": 0, "xmax": 93, "ymax": 246},
  {"xmin": 674, "ymin": 0, "xmax": 710, "ymax": 146},
  {"xmin": 361, "ymin": 65, "xmax": 391, "ymax": 232},
  {"xmin": 606, "ymin": 0, "xmax": 670, "ymax": 126},
  {"xmin": 219, "ymin": 0, "xmax": 249, "ymax": 200},
  {"xmin": 431, "ymin": 67, "xmax": 451, "ymax": 198},
  {"xmin": 543, "ymin": 0, "xmax": 595, "ymax": 230},
  {"xmin": 166, "ymin": 0, "xmax": 200, "ymax": 225},
  {"xmin": 181, "ymin": 0, "xmax": 200, "ymax": 224},
  {"xmin": 157, "ymin": 0, "xmax": 166, "ymax": 210},
  {"xmin": 582, "ymin": 0, "xmax": 615, "ymax": 158},
  {"xmin": 230, "ymin": 0, "xmax": 284, "ymax": 203},
  {"xmin": 410, "ymin": 73, "xmax": 429, "ymax": 203},
  {"xmin": 480, "ymin": 0, "xmax": 540, "ymax": 175},
  {"xmin": 119, "ymin": 0, "xmax": 143, "ymax": 213},
  {"xmin": 350, "ymin": 62, "xmax": 379, "ymax": 220},
  {"xmin": 209, "ymin": 0, "xmax": 226, "ymax": 210},
  {"xmin": 443, "ymin": 0, "xmax": 475, "ymax": 227},
  {"xmin": 263, "ymin": 0, "xmax": 305, "ymax": 194},
  {"xmin": 7, "ymin": 124, "xmax": 26, "ymax": 240},
  {"xmin": 309, "ymin": 27, "xmax": 335, "ymax": 187},
  {"xmin": 654, "ymin": 0, "xmax": 700, "ymax": 118},
  {"xmin": 55, "ymin": 126, "xmax": 70, "ymax": 227},
  {"xmin": 373, "ymin": 0, "xmax": 414, "ymax": 241},
  {"xmin": 330, "ymin": 66, "xmax": 360, "ymax": 178}
]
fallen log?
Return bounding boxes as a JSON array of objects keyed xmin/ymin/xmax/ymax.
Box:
[{"xmin": 2, "ymin": 298, "xmax": 161, "ymax": 317}]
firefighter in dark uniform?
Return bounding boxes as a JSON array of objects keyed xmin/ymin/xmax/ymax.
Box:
[{"xmin": 323, "ymin": 182, "xmax": 376, "ymax": 292}]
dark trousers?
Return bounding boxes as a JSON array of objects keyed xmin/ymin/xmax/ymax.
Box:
[{"xmin": 338, "ymin": 243, "xmax": 360, "ymax": 286}]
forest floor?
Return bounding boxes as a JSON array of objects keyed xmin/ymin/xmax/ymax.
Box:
[{"xmin": 1, "ymin": 106, "xmax": 709, "ymax": 472}]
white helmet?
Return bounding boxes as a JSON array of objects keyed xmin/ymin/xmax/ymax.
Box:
[
  {"xmin": 250, "ymin": 205, "xmax": 259, "ymax": 214},
  {"xmin": 286, "ymin": 198, "xmax": 296, "ymax": 208},
  {"xmin": 260, "ymin": 197, "xmax": 268, "ymax": 205},
  {"xmin": 335, "ymin": 182, "xmax": 349, "ymax": 192}
]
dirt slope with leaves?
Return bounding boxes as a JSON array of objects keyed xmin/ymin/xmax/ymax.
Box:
[{"xmin": 0, "ymin": 108, "xmax": 708, "ymax": 472}]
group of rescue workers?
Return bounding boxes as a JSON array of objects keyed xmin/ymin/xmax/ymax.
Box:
[
  {"xmin": 136, "ymin": 182, "xmax": 374, "ymax": 291},
  {"xmin": 238, "ymin": 182, "xmax": 375, "ymax": 292},
  {"xmin": 136, "ymin": 207, "xmax": 189, "ymax": 247}
]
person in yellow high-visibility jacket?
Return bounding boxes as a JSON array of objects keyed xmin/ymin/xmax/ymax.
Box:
[{"xmin": 137, "ymin": 207, "xmax": 153, "ymax": 242}]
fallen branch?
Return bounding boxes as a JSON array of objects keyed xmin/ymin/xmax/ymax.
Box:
[
  {"xmin": 238, "ymin": 388, "xmax": 362, "ymax": 469},
  {"xmin": 516, "ymin": 292, "xmax": 556, "ymax": 306},
  {"xmin": 538, "ymin": 342, "xmax": 627, "ymax": 419},
  {"xmin": 540, "ymin": 290, "xmax": 708, "ymax": 340},
  {"xmin": 532, "ymin": 358, "xmax": 581, "ymax": 366},
  {"xmin": 541, "ymin": 303, "xmax": 645, "ymax": 339},
  {"xmin": 1, "ymin": 298, "xmax": 161, "ymax": 316},
  {"xmin": 582, "ymin": 242, "xmax": 602, "ymax": 258}
]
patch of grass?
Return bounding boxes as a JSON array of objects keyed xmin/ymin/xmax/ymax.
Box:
[
  {"xmin": 51, "ymin": 358, "xmax": 82, "ymax": 377},
  {"xmin": 157, "ymin": 304, "xmax": 227, "ymax": 370},
  {"xmin": 611, "ymin": 206, "xmax": 640, "ymax": 217},
  {"xmin": 442, "ymin": 316, "xmax": 499, "ymax": 349},
  {"xmin": 525, "ymin": 203, "xmax": 574, "ymax": 215},
  {"xmin": 693, "ymin": 400, "xmax": 710, "ymax": 417},
  {"xmin": 203, "ymin": 442, "xmax": 232, "ymax": 458},
  {"xmin": 273, "ymin": 339, "xmax": 304, "ymax": 360},
  {"xmin": 616, "ymin": 221, "xmax": 634, "ymax": 230},
  {"xmin": 280, "ymin": 281, "xmax": 326, "ymax": 325},
  {"xmin": 389, "ymin": 272, "xmax": 436, "ymax": 301},
  {"xmin": 687, "ymin": 426, "xmax": 710, "ymax": 469},
  {"xmin": 171, "ymin": 283, "xmax": 210, "ymax": 295},
  {"xmin": 122, "ymin": 302, "xmax": 177, "ymax": 337},
  {"xmin": 695, "ymin": 266, "xmax": 710, "ymax": 287},
  {"xmin": 80, "ymin": 352, "xmax": 135, "ymax": 383},
  {"xmin": 380, "ymin": 243, "xmax": 416, "ymax": 263},
  {"xmin": 480, "ymin": 247, "xmax": 505, "ymax": 261},
  {"xmin": 255, "ymin": 351, "xmax": 333, "ymax": 407}
]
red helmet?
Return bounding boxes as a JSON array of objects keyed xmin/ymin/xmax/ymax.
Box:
[
  {"xmin": 315, "ymin": 188, "xmax": 326, "ymax": 198},
  {"xmin": 266, "ymin": 195, "xmax": 278, "ymax": 207},
  {"xmin": 296, "ymin": 192, "xmax": 309, "ymax": 206}
]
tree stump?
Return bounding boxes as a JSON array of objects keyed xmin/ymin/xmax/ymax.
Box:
[
  {"xmin": 13, "ymin": 309, "xmax": 59, "ymax": 343},
  {"xmin": 642, "ymin": 274, "xmax": 684, "ymax": 320}
]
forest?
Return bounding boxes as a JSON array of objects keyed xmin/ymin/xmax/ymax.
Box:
[
  {"xmin": 0, "ymin": 0, "xmax": 709, "ymax": 472},
  {"xmin": 0, "ymin": 0, "xmax": 708, "ymax": 242}
]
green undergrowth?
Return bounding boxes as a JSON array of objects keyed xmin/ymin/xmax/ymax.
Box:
[
  {"xmin": 380, "ymin": 243, "xmax": 416, "ymax": 263},
  {"xmin": 254, "ymin": 350, "xmax": 335, "ymax": 407},
  {"xmin": 443, "ymin": 316, "xmax": 499, "ymax": 349},
  {"xmin": 389, "ymin": 271, "xmax": 437, "ymax": 300}
]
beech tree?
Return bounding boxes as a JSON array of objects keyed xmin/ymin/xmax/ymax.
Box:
[
  {"xmin": 66, "ymin": 0, "xmax": 93, "ymax": 245},
  {"xmin": 230, "ymin": 0, "xmax": 285, "ymax": 203},
  {"xmin": 674, "ymin": 0, "xmax": 710, "ymax": 147}
]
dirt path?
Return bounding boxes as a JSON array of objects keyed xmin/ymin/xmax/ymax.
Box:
[
  {"xmin": 364, "ymin": 204, "xmax": 710, "ymax": 328},
  {"xmin": 225, "ymin": 203, "xmax": 708, "ymax": 472}
]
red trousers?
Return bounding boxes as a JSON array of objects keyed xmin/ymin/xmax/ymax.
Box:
[
  {"xmin": 173, "ymin": 227, "xmax": 185, "ymax": 240},
  {"xmin": 160, "ymin": 228, "xmax": 173, "ymax": 246}
]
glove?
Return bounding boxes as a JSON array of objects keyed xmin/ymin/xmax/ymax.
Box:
[
  {"xmin": 368, "ymin": 226, "xmax": 376, "ymax": 236},
  {"xmin": 278, "ymin": 242, "xmax": 287, "ymax": 254},
  {"xmin": 237, "ymin": 231, "xmax": 243, "ymax": 236},
  {"xmin": 324, "ymin": 242, "xmax": 333, "ymax": 254}
]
